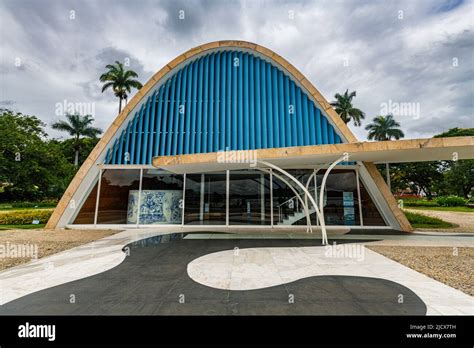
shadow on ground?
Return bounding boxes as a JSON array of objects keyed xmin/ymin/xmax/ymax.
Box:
[{"xmin": 0, "ymin": 234, "xmax": 426, "ymax": 315}]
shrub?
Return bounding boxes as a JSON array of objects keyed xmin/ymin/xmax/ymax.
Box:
[
  {"xmin": 0, "ymin": 210, "xmax": 52, "ymax": 225},
  {"xmin": 0, "ymin": 200, "xmax": 58, "ymax": 209},
  {"xmin": 436, "ymin": 196, "xmax": 467, "ymax": 207},
  {"xmin": 397, "ymin": 197, "xmax": 438, "ymax": 208}
]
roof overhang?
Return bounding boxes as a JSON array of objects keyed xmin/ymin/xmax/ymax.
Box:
[{"xmin": 152, "ymin": 136, "xmax": 474, "ymax": 174}]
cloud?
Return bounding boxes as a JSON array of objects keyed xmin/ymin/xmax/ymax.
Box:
[
  {"xmin": 0, "ymin": 100, "xmax": 16, "ymax": 106},
  {"xmin": 0, "ymin": 0, "xmax": 472, "ymax": 140}
]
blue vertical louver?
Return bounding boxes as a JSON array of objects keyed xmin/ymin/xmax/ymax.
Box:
[{"xmin": 107, "ymin": 50, "xmax": 345, "ymax": 165}]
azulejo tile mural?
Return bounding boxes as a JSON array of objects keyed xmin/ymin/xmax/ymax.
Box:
[{"xmin": 127, "ymin": 190, "xmax": 183, "ymax": 224}]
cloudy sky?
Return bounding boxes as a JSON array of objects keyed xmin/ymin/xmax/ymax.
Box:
[{"xmin": 0, "ymin": 0, "xmax": 472, "ymax": 140}]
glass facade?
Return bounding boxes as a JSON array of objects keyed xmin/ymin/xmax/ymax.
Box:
[
  {"xmin": 72, "ymin": 167, "xmax": 387, "ymax": 227},
  {"xmin": 229, "ymin": 170, "xmax": 271, "ymax": 225},
  {"xmin": 273, "ymin": 169, "xmax": 317, "ymax": 225},
  {"xmin": 96, "ymin": 169, "xmax": 140, "ymax": 224},
  {"xmin": 73, "ymin": 181, "xmax": 98, "ymax": 224},
  {"xmin": 184, "ymin": 172, "xmax": 227, "ymax": 225},
  {"xmin": 315, "ymin": 169, "xmax": 361, "ymax": 226},
  {"xmin": 359, "ymin": 180, "xmax": 386, "ymax": 226}
]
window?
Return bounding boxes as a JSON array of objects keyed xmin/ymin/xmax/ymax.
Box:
[
  {"xmin": 73, "ymin": 181, "xmax": 98, "ymax": 224},
  {"xmin": 184, "ymin": 172, "xmax": 227, "ymax": 225},
  {"xmin": 229, "ymin": 170, "xmax": 271, "ymax": 225},
  {"xmin": 316, "ymin": 169, "xmax": 361, "ymax": 226},
  {"xmin": 273, "ymin": 169, "xmax": 317, "ymax": 225},
  {"xmin": 96, "ymin": 169, "xmax": 140, "ymax": 224},
  {"xmin": 359, "ymin": 179, "xmax": 386, "ymax": 226}
]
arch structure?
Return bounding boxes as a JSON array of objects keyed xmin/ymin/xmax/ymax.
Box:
[{"xmin": 46, "ymin": 40, "xmax": 411, "ymax": 233}]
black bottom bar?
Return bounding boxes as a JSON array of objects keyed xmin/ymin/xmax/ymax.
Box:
[{"xmin": 0, "ymin": 315, "xmax": 472, "ymax": 346}]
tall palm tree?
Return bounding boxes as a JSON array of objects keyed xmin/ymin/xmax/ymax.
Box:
[
  {"xmin": 52, "ymin": 114, "xmax": 102, "ymax": 166},
  {"xmin": 330, "ymin": 89, "xmax": 365, "ymax": 126},
  {"xmin": 365, "ymin": 114, "xmax": 405, "ymax": 191},
  {"xmin": 100, "ymin": 61, "xmax": 143, "ymax": 113}
]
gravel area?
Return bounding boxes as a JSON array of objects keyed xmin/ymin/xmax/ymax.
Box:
[
  {"xmin": 367, "ymin": 245, "xmax": 474, "ymax": 296},
  {"xmin": 405, "ymin": 209, "xmax": 474, "ymax": 232},
  {"xmin": 0, "ymin": 229, "xmax": 121, "ymax": 271}
]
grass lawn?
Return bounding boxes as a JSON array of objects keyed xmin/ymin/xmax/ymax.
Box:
[
  {"xmin": 406, "ymin": 206, "xmax": 474, "ymax": 213},
  {"xmin": 404, "ymin": 211, "xmax": 455, "ymax": 229},
  {"xmin": 0, "ymin": 224, "xmax": 45, "ymax": 230}
]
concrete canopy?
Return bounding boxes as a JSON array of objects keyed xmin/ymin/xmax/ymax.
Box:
[{"xmin": 152, "ymin": 136, "xmax": 474, "ymax": 174}]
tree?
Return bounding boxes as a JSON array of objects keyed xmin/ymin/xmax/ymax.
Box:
[
  {"xmin": 390, "ymin": 127, "xmax": 473, "ymax": 199},
  {"xmin": 330, "ymin": 89, "xmax": 365, "ymax": 126},
  {"xmin": 100, "ymin": 61, "xmax": 143, "ymax": 113},
  {"xmin": 444, "ymin": 160, "xmax": 474, "ymax": 198},
  {"xmin": 434, "ymin": 128, "xmax": 474, "ymax": 198},
  {"xmin": 365, "ymin": 115, "xmax": 405, "ymax": 141},
  {"xmin": 365, "ymin": 115, "xmax": 405, "ymax": 191},
  {"xmin": 52, "ymin": 114, "xmax": 102, "ymax": 166},
  {"xmin": 434, "ymin": 127, "xmax": 474, "ymax": 138},
  {"xmin": 390, "ymin": 162, "xmax": 443, "ymax": 199},
  {"xmin": 58, "ymin": 137, "xmax": 99, "ymax": 167},
  {"xmin": 0, "ymin": 109, "xmax": 75, "ymax": 201}
]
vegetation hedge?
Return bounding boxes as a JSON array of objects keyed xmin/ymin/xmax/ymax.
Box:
[
  {"xmin": 0, "ymin": 200, "xmax": 58, "ymax": 209},
  {"xmin": 398, "ymin": 198, "xmax": 438, "ymax": 207},
  {"xmin": 0, "ymin": 210, "xmax": 52, "ymax": 225},
  {"xmin": 399, "ymin": 196, "xmax": 469, "ymax": 208},
  {"xmin": 436, "ymin": 196, "xmax": 467, "ymax": 207}
]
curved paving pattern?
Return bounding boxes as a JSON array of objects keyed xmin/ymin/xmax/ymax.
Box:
[
  {"xmin": 186, "ymin": 245, "xmax": 438, "ymax": 291},
  {"xmin": 187, "ymin": 243, "xmax": 473, "ymax": 315},
  {"xmin": 0, "ymin": 235, "xmax": 426, "ymax": 315}
]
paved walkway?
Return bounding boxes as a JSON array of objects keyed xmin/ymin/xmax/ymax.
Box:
[
  {"xmin": 0, "ymin": 236, "xmax": 427, "ymax": 315},
  {"xmin": 0, "ymin": 228, "xmax": 472, "ymax": 315}
]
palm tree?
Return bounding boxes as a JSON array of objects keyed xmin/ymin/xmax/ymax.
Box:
[
  {"xmin": 330, "ymin": 89, "xmax": 365, "ymax": 126},
  {"xmin": 52, "ymin": 114, "xmax": 102, "ymax": 166},
  {"xmin": 365, "ymin": 114, "xmax": 405, "ymax": 191},
  {"xmin": 100, "ymin": 61, "xmax": 143, "ymax": 113}
]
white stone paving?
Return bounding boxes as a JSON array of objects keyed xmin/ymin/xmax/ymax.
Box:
[{"xmin": 187, "ymin": 245, "xmax": 474, "ymax": 315}]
